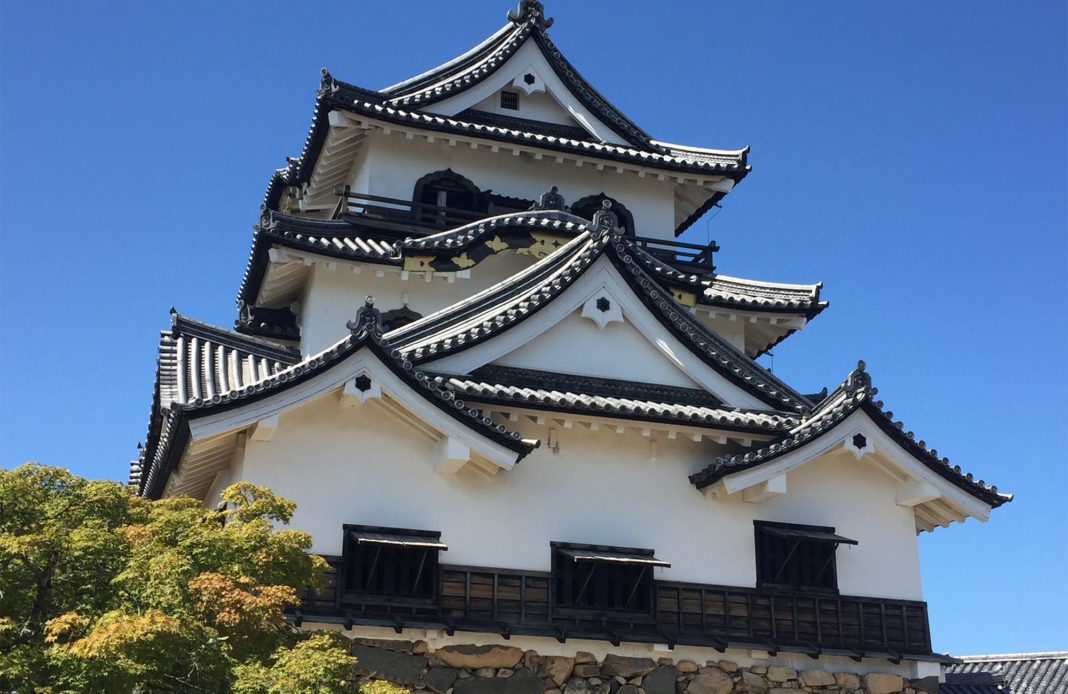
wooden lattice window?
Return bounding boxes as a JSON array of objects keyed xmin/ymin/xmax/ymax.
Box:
[
  {"xmin": 343, "ymin": 525, "xmax": 445, "ymax": 598},
  {"xmin": 754, "ymin": 521, "xmax": 857, "ymax": 592},
  {"xmin": 552, "ymin": 542, "xmax": 668, "ymax": 613},
  {"xmin": 500, "ymin": 91, "xmax": 519, "ymax": 110}
]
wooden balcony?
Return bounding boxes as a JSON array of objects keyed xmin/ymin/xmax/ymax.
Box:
[
  {"xmin": 329, "ymin": 188, "xmax": 718, "ymax": 276},
  {"xmin": 296, "ymin": 559, "xmax": 933, "ymax": 662}
]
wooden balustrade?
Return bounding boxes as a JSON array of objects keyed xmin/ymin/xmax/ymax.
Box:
[{"xmin": 298, "ymin": 558, "xmax": 931, "ymax": 658}]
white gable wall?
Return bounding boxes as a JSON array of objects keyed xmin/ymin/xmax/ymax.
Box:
[
  {"xmin": 423, "ymin": 41, "xmax": 628, "ymax": 145},
  {"xmin": 228, "ymin": 392, "xmax": 923, "ymax": 601},
  {"xmin": 492, "ymin": 309, "xmax": 702, "ymax": 389},
  {"xmin": 299, "ymin": 254, "xmax": 533, "ymax": 356},
  {"xmin": 424, "ymin": 258, "xmax": 772, "ymax": 409},
  {"xmin": 349, "ymin": 131, "xmax": 679, "ymax": 240}
]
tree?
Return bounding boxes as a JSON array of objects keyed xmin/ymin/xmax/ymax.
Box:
[{"xmin": 0, "ymin": 463, "xmax": 389, "ymax": 693}]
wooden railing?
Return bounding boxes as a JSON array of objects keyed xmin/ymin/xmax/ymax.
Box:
[
  {"xmin": 328, "ymin": 188, "xmax": 718, "ymax": 276},
  {"xmin": 298, "ymin": 559, "xmax": 931, "ymax": 658},
  {"xmin": 633, "ymin": 237, "xmax": 718, "ymax": 275}
]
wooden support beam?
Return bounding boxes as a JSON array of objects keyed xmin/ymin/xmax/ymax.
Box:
[
  {"xmin": 742, "ymin": 474, "xmax": 787, "ymax": 503},
  {"xmin": 896, "ymin": 479, "xmax": 942, "ymax": 507},
  {"xmin": 250, "ymin": 414, "xmax": 278, "ymax": 442},
  {"xmin": 435, "ymin": 437, "xmax": 471, "ymax": 474}
]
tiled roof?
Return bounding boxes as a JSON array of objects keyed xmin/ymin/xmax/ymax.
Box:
[
  {"xmin": 234, "ymin": 302, "xmax": 300, "ymax": 342},
  {"xmin": 380, "ymin": 1, "xmax": 654, "ymax": 149},
  {"xmin": 335, "ymin": 94, "xmax": 747, "ymax": 176},
  {"xmin": 135, "ymin": 302, "xmax": 536, "ymax": 499},
  {"xmin": 688, "ymin": 362, "xmax": 1011, "ymax": 510},
  {"xmin": 237, "ymin": 209, "xmax": 401, "ymax": 305},
  {"xmin": 703, "ymin": 274, "xmax": 827, "ymax": 317},
  {"xmin": 134, "ymin": 312, "xmax": 301, "ymax": 494},
  {"xmin": 387, "ymin": 219, "xmax": 812, "ymax": 413},
  {"xmin": 469, "ymin": 364, "xmax": 727, "ymax": 407},
  {"xmin": 434, "ymin": 371, "xmax": 798, "ymax": 434},
  {"xmin": 945, "ymin": 652, "xmax": 1068, "ymax": 694},
  {"xmin": 157, "ymin": 312, "xmax": 299, "ymax": 411}
]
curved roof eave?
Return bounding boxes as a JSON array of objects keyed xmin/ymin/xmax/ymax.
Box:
[{"xmin": 688, "ymin": 361, "xmax": 1011, "ymax": 511}]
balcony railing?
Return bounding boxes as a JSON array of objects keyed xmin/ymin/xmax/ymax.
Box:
[
  {"xmin": 297, "ymin": 559, "xmax": 931, "ymax": 660},
  {"xmin": 328, "ymin": 188, "xmax": 718, "ymax": 276}
]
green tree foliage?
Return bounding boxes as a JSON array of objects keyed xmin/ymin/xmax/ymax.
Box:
[{"xmin": 0, "ymin": 464, "xmax": 391, "ymax": 693}]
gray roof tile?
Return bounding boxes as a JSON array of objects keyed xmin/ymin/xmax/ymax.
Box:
[
  {"xmin": 688, "ymin": 361, "xmax": 1010, "ymax": 510},
  {"xmin": 945, "ymin": 652, "xmax": 1068, "ymax": 694}
]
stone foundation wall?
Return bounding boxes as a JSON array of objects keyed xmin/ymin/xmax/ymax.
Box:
[{"xmin": 347, "ymin": 639, "xmax": 937, "ymax": 694}]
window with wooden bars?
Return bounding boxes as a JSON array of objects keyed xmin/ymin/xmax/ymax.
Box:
[
  {"xmin": 342, "ymin": 525, "xmax": 445, "ymax": 599},
  {"xmin": 754, "ymin": 521, "xmax": 857, "ymax": 592},
  {"xmin": 551, "ymin": 542, "xmax": 669, "ymax": 613}
]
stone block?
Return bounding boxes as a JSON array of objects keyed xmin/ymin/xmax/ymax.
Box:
[
  {"xmin": 643, "ymin": 665, "xmax": 678, "ymax": 694},
  {"xmin": 351, "ymin": 644, "xmax": 428, "ymax": 686},
  {"xmin": 351, "ymin": 637, "xmax": 416, "ymax": 652},
  {"xmin": 426, "ymin": 666, "xmax": 459, "ymax": 693},
  {"xmin": 453, "ymin": 668, "xmax": 543, "ymax": 694},
  {"xmin": 676, "ymin": 661, "xmax": 698, "ymax": 673},
  {"xmin": 475, "ymin": 667, "xmax": 496, "ymax": 678},
  {"xmin": 685, "ymin": 670, "xmax": 732, "ymax": 694},
  {"xmin": 618, "ymin": 686, "xmax": 641, "ymax": 694},
  {"xmin": 436, "ymin": 645, "xmax": 525, "ymax": 670},
  {"xmin": 496, "ymin": 668, "xmax": 514, "ymax": 678},
  {"xmin": 736, "ymin": 670, "xmax": 770, "ymax": 693},
  {"xmin": 601, "ymin": 654, "xmax": 656, "ymax": 679},
  {"xmin": 565, "ymin": 678, "xmax": 590, "ymax": 694},
  {"xmin": 717, "ymin": 661, "xmax": 738, "ymax": 673},
  {"xmin": 834, "ymin": 672, "xmax": 861, "ymax": 690},
  {"xmin": 799, "ymin": 669, "xmax": 835, "ymax": 687},
  {"xmin": 539, "ymin": 656, "xmax": 576, "ymax": 687},
  {"xmin": 575, "ymin": 651, "xmax": 598, "ymax": 664},
  {"xmin": 766, "ymin": 667, "xmax": 796, "ymax": 683},
  {"xmin": 864, "ymin": 673, "xmax": 905, "ymax": 694},
  {"xmin": 573, "ymin": 662, "xmax": 601, "ymax": 678}
]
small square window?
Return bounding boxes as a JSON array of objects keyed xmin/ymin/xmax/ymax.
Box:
[
  {"xmin": 754, "ymin": 521, "xmax": 857, "ymax": 592},
  {"xmin": 552, "ymin": 542, "xmax": 668, "ymax": 613},
  {"xmin": 500, "ymin": 91, "xmax": 519, "ymax": 110},
  {"xmin": 343, "ymin": 525, "xmax": 445, "ymax": 598}
]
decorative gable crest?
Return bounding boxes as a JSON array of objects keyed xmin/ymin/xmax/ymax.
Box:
[{"xmin": 507, "ymin": 0, "xmax": 553, "ymax": 28}]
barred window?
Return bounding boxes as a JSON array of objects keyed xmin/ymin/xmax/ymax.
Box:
[
  {"xmin": 754, "ymin": 521, "xmax": 856, "ymax": 591},
  {"xmin": 343, "ymin": 525, "xmax": 445, "ymax": 598},
  {"xmin": 552, "ymin": 542, "xmax": 668, "ymax": 613}
]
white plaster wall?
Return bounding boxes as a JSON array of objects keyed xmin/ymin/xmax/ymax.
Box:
[
  {"xmin": 298, "ymin": 253, "xmax": 533, "ymax": 356},
  {"xmin": 469, "ymin": 89, "xmax": 580, "ymax": 128},
  {"xmin": 352, "ymin": 132, "xmax": 678, "ymax": 239},
  {"xmin": 425, "ymin": 41, "xmax": 627, "ymax": 145},
  {"xmin": 700, "ymin": 314, "xmax": 746, "ymax": 353},
  {"xmin": 238, "ymin": 393, "xmax": 923, "ymax": 601},
  {"xmin": 493, "ymin": 309, "xmax": 702, "ymax": 388}
]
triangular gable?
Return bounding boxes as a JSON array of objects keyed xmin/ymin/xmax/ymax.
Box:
[
  {"xmin": 139, "ymin": 303, "xmax": 537, "ymax": 499},
  {"xmin": 381, "ymin": 1, "xmax": 650, "ymax": 148},
  {"xmin": 689, "ymin": 363, "xmax": 1011, "ymax": 532},
  {"xmin": 389, "ymin": 216, "xmax": 811, "ymax": 412}
]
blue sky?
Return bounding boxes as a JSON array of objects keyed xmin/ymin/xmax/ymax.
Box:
[{"xmin": 2, "ymin": 1, "xmax": 1065, "ymax": 655}]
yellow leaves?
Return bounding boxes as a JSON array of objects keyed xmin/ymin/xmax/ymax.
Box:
[
  {"xmin": 43, "ymin": 612, "xmax": 89, "ymax": 644},
  {"xmin": 188, "ymin": 572, "xmax": 298, "ymax": 637},
  {"xmin": 116, "ymin": 523, "xmax": 150, "ymax": 546},
  {"xmin": 67, "ymin": 609, "xmax": 181, "ymax": 659},
  {"xmin": 221, "ymin": 482, "xmax": 297, "ymax": 524}
]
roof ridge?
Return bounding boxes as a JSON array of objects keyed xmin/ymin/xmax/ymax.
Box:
[
  {"xmin": 388, "ymin": 230, "xmax": 601, "ymax": 350},
  {"xmin": 953, "ymin": 652, "xmax": 1068, "ymax": 661},
  {"xmin": 169, "ymin": 311, "xmax": 300, "ymax": 363}
]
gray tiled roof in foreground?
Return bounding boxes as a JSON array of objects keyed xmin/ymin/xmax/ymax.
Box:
[{"xmin": 944, "ymin": 652, "xmax": 1068, "ymax": 694}]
